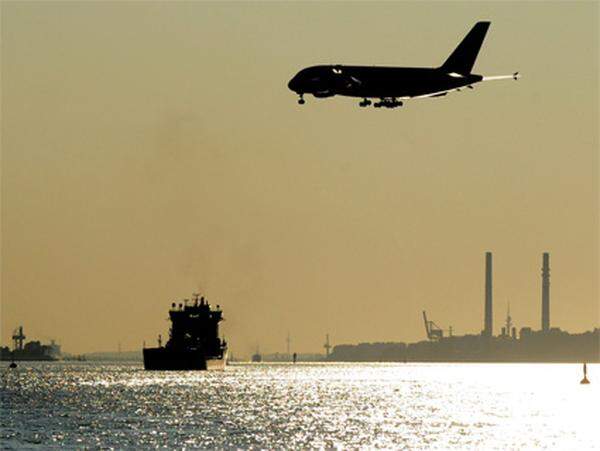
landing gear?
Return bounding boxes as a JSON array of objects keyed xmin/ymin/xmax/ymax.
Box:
[
  {"xmin": 359, "ymin": 98, "xmax": 372, "ymax": 107},
  {"xmin": 373, "ymin": 98, "xmax": 403, "ymax": 109},
  {"xmin": 298, "ymin": 94, "xmax": 305, "ymax": 105}
]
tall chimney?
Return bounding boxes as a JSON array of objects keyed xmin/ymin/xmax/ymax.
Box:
[
  {"xmin": 484, "ymin": 252, "xmax": 493, "ymax": 337},
  {"xmin": 541, "ymin": 252, "xmax": 550, "ymax": 332}
]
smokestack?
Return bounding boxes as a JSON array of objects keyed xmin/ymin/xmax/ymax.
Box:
[
  {"xmin": 484, "ymin": 252, "xmax": 493, "ymax": 337},
  {"xmin": 541, "ymin": 252, "xmax": 550, "ymax": 332}
]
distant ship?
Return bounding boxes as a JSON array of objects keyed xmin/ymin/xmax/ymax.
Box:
[
  {"xmin": 251, "ymin": 347, "xmax": 262, "ymax": 362},
  {"xmin": 63, "ymin": 354, "xmax": 87, "ymax": 361},
  {"xmin": 143, "ymin": 294, "xmax": 227, "ymax": 370},
  {"xmin": 0, "ymin": 326, "xmax": 61, "ymax": 361}
]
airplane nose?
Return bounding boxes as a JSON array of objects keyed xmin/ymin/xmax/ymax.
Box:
[{"xmin": 288, "ymin": 75, "xmax": 300, "ymax": 92}]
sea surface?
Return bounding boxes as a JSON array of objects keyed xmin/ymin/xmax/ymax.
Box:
[{"xmin": 1, "ymin": 362, "xmax": 597, "ymax": 449}]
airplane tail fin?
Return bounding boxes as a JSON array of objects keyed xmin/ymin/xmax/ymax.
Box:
[{"xmin": 440, "ymin": 21, "xmax": 490, "ymax": 74}]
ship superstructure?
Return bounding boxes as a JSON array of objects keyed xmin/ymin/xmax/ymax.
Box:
[{"xmin": 143, "ymin": 293, "xmax": 227, "ymax": 370}]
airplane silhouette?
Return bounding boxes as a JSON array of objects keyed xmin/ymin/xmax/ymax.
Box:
[{"xmin": 287, "ymin": 22, "xmax": 519, "ymax": 109}]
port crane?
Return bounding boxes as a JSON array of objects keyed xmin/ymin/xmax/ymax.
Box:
[
  {"xmin": 422, "ymin": 311, "xmax": 452, "ymax": 341},
  {"xmin": 12, "ymin": 326, "xmax": 26, "ymax": 350}
]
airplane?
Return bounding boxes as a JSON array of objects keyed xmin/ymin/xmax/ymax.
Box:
[{"xmin": 287, "ymin": 21, "xmax": 520, "ymax": 109}]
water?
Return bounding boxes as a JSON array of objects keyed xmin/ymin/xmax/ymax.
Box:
[{"xmin": 1, "ymin": 362, "xmax": 597, "ymax": 449}]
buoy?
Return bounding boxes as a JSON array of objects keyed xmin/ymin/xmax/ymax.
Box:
[{"xmin": 580, "ymin": 363, "xmax": 590, "ymax": 384}]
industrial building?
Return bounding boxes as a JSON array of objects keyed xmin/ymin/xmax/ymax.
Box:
[{"xmin": 328, "ymin": 252, "xmax": 599, "ymax": 363}]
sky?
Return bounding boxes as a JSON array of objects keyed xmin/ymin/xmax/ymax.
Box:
[{"xmin": 1, "ymin": 1, "xmax": 598, "ymax": 356}]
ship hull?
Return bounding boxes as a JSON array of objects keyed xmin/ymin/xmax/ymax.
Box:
[{"xmin": 143, "ymin": 347, "xmax": 226, "ymax": 371}]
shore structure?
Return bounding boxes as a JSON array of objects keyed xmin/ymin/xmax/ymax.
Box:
[
  {"xmin": 328, "ymin": 252, "xmax": 599, "ymax": 363},
  {"xmin": 0, "ymin": 326, "xmax": 61, "ymax": 361}
]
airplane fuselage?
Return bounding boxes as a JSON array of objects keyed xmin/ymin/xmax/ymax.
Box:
[
  {"xmin": 287, "ymin": 22, "xmax": 519, "ymax": 108},
  {"xmin": 288, "ymin": 65, "xmax": 483, "ymax": 100}
]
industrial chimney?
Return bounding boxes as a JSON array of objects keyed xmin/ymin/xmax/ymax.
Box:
[
  {"xmin": 483, "ymin": 252, "xmax": 493, "ymax": 337},
  {"xmin": 541, "ymin": 252, "xmax": 550, "ymax": 332}
]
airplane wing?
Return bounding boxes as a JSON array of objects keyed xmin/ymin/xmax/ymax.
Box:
[
  {"xmin": 406, "ymin": 72, "xmax": 520, "ymax": 100},
  {"xmin": 406, "ymin": 88, "xmax": 460, "ymax": 99}
]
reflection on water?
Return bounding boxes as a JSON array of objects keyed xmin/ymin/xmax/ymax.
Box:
[{"xmin": 1, "ymin": 362, "xmax": 597, "ymax": 448}]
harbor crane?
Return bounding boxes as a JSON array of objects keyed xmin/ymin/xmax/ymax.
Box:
[
  {"xmin": 12, "ymin": 326, "xmax": 26, "ymax": 351},
  {"xmin": 422, "ymin": 311, "xmax": 453, "ymax": 341}
]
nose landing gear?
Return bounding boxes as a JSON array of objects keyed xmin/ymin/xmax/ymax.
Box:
[{"xmin": 298, "ymin": 94, "xmax": 305, "ymax": 105}]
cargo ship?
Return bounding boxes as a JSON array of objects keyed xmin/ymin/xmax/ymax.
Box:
[
  {"xmin": 0, "ymin": 326, "xmax": 61, "ymax": 361},
  {"xmin": 143, "ymin": 293, "xmax": 227, "ymax": 370},
  {"xmin": 251, "ymin": 347, "xmax": 262, "ymax": 362}
]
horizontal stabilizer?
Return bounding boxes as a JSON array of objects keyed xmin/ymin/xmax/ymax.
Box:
[{"xmin": 482, "ymin": 72, "xmax": 521, "ymax": 81}]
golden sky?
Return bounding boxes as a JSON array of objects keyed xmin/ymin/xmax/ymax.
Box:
[{"xmin": 1, "ymin": 2, "xmax": 598, "ymax": 355}]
